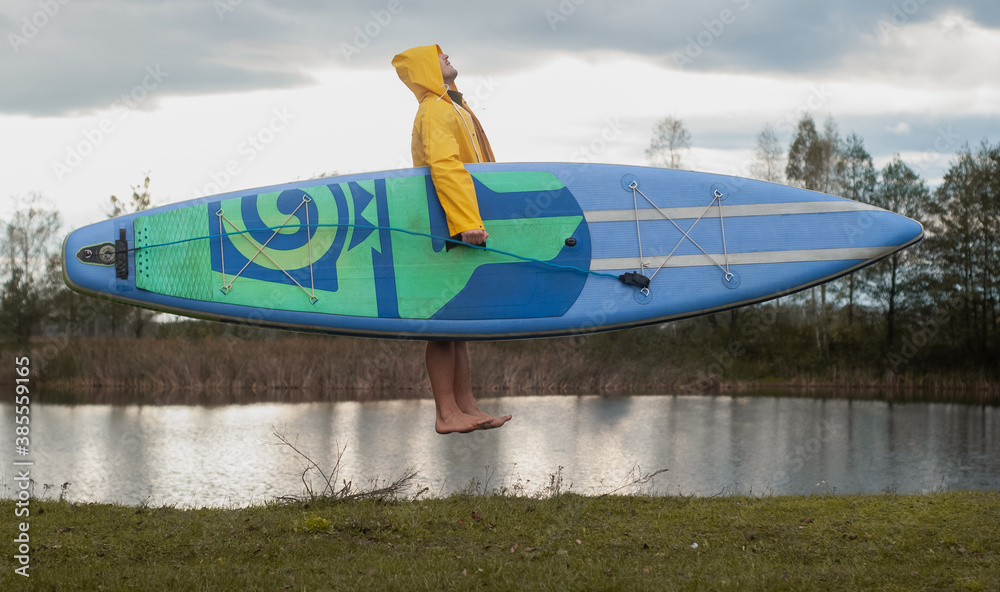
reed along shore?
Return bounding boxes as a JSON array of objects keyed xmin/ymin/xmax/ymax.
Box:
[{"xmin": 5, "ymin": 330, "xmax": 997, "ymax": 405}]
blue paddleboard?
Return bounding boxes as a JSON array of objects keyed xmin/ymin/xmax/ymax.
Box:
[{"xmin": 62, "ymin": 163, "xmax": 923, "ymax": 340}]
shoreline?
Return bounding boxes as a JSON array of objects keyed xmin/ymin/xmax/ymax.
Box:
[
  {"xmin": 27, "ymin": 380, "xmax": 1000, "ymax": 407},
  {"xmin": 3, "ymin": 335, "xmax": 997, "ymax": 405}
]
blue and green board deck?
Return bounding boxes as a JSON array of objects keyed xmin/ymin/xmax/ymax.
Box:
[{"xmin": 62, "ymin": 163, "xmax": 923, "ymax": 340}]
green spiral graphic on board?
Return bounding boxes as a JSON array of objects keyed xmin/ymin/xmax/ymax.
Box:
[{"xmin": 223, "ymin": 185, "xmax": 343, "ymax": 271}]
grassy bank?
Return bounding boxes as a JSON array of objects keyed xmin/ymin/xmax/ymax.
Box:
[
  {"xmin": 2, "ymin": 491, "xmax": 997, "ymax": 591},
  {"xmin": 4, "ymin": 333, "xmax": 998, "ymax": 404}
]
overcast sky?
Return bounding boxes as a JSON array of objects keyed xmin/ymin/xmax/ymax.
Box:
[{"xmin": 2, "ymin": 0, "xmax": 998, "ymax": 230}]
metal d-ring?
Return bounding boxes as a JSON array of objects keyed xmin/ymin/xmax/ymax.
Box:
[
  {"xmin": 725, "ymin": 271, "xmax": 734, "ymax": 282},
  {"xmin": 633, "ymin": 284, "xmax": 653, "ymax": 305}
]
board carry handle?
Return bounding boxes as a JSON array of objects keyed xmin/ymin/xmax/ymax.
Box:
[{"xmin": 115, "ymin": 228, "xmax": 128, "ymax": 280}]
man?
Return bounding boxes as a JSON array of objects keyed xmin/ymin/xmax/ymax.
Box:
[{"xmin": 392, "ymin": 44, "xmax": 512, "ymax": 434}]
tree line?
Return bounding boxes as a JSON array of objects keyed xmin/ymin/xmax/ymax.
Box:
[
  {"xmin": 1, "ymin": 176, "xmax": 157, "ymax": 347},
  {"xmin": 647, "ymin": 113, "xmax": 998, "ymax": 380},
  {"xmin": 2, "ymin": 116, "xmax": 997, "ymax": 386}
]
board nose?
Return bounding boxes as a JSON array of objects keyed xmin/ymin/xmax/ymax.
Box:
[
  {"xmin": 890, "ymin": 212, "xmax": 924, "ymax": 248},
  {"xmin": 860, "ymin": 210, "xmax": 924, "ymax": 264},
  {"xmin": 62, "ymin": 227, "xmax": 119, "ymax": 295}
]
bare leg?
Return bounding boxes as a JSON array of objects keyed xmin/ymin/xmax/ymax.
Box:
[
  {"xmin": 452, "ymin": 341, "xmax": 512, "ymax": 429},
  {"xmin": 426, "ymin": 341, "xmax": 491, "ymax": 434}
]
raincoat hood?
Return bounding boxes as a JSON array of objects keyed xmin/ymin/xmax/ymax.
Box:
[{"xmin": 392, "ymin": 44, "xmax": 455, "ymax": 102}]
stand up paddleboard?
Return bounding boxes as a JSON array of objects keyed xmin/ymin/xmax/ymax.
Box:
[{"xmin": 63, "ymin": 163, "xmax": 923, "ymax": 340}]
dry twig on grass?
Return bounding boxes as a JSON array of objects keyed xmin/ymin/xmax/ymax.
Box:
[
  {"xmin": 599, "ymin": 464, "xmax": 669, "ymax": 497},
  {"xmin": 270, "ymin": 427, "xmax": 420, "ymax": 503}
]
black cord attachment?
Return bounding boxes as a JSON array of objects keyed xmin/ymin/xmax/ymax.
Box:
[
  {"xmin": 618, "ymin": 272, "xmax": 650, "ymax": 290},
  {"xmin": 115, "ymin": 228, "xmax": 129, "ymax": 280}
]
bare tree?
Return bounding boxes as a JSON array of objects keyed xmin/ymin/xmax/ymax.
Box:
[
  {"xmin": 834, "ymin": 133, "xmax": 878, "ymax": 325},
  {"xmin": 860, "ymin": 156, "xmax": 930, "ymax": 348},
  {"xmin": 786, "ymin": 114, "xmax": 841, "ymax": 194},
  {"xmin": 110, "ymin": 173, "xmax": 153, "ymax": 218},
  {"xmin": 786, "ymin": 114, "xmax": 843, "ymax": 347},
  {"xmin": 646, "ymin": 116, "xmax": 692, "ymax": 169},
  {"xmin": 926, "ymin": 140, "xmax": 1000, "ymax": 361},
  {"xmin": 1, "ymin": 193, "xmax": 62, "ymax": 344},
  {"xmin": 749, "ymin": 124, "xmax": 785, "ymax": 183}
]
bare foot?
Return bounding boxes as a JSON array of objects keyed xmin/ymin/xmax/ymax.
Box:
[
  {"xmin": 459, "ymin": 228, "xmax": 488, "ymax": 245},
  {"xmin": 464, "ymin": 410, "xmax": 512, "ymax": 430},
  {"xmin": 482, "ymin": 414, "xmax": 512, "ymax": 430},
  {"xmin": 435, "ymin": 412, "xmax": 493, "ymax": 435}
]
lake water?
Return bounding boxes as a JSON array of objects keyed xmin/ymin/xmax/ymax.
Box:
[{"xmin": 2, "ymin": 394, "xmax": 997, "ymax": 507}]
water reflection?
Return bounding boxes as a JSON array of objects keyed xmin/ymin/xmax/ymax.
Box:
[{"xmin": 1, "ymin": 395, "xmax": 996, "ymax": 507}]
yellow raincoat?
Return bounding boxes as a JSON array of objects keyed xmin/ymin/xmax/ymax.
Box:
[{"xmin": 392, "ymin": 45, "xmax": 496, "ymax": 238}]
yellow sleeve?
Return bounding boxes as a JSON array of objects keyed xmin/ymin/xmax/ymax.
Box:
[{"xmin": 418, "ymin": 105, "xmax": 484, "ymax": 238}]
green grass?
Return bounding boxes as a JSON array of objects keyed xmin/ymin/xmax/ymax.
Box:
[{"xmin": 3, "ymin": 491, "xmax": 998, "ymax": 591}]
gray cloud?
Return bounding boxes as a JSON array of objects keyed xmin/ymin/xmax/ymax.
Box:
[
  {"xmin": 2, "ymin": 0, "xmax": 997, "ymax": 116},
  {"xmin": 1, "ymin": 0, "xmax": 321, "ymax": 116},
  {"xmin": 834, "ymin": 113, "xmax": 998, "ymax": 160}
]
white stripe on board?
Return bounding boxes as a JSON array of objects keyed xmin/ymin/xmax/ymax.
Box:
[
  {"xmin": 590, "ymin": 246, "xmax": 892, "ymax": 272},
  {"xmin": 583, "ymin": 201, "xmax": 882, "ymax": 223}
]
